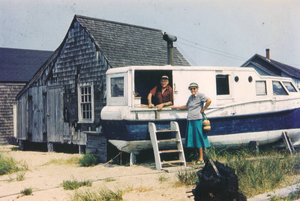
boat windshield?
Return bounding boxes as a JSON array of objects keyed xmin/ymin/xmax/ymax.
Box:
[
  {"xmin": 283, "ymin": 82, "xmax": 297, "ymax": 92},
  {"xmin": 273, "ymin": 81, "xmax": 288, "ymax": 95}
]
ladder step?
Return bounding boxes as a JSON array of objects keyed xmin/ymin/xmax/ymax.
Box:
[
  {"xmin": 156, "ymin": 129, "xmax": 177, "ymax": 133},
  {"xmin": 148, "ymin": 121, "xmax": 186, "ymax": 170},
  {"xmin": 159, "ymin": 149, "xmax": 182, "ymax": 154},
  {"xmin": 157, "ymin": 139, "xmax": 180, "ymax": 143},
  {"xmin": 161, "ymin": 160, "xmax": 185, "ymax": 165}
]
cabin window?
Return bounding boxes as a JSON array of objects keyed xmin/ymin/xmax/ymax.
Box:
[
  {"xmin": 256, "ymin": 81, "xmax": 267, "ymax": 96},
  {"xmin": 78, "ymin": 85, "xmax": 94, "ymax": 123},
  {"xmin": 216, "ymin": 75, "xmax": 230, "ymax": 95},
  {"xmin": 283, "ymin": 82, "xmax": 297, "ymax": 92},
  {"xmin": 272, "ymin": 81, "xmax": 288, "ymax": 95},
  {"xmin": 234, "ymin": 76, "xmax": 239, "ymax": 82},
  {"xmin": 111, "ymin": 77, "xmax": 124, "ymax": 97}
]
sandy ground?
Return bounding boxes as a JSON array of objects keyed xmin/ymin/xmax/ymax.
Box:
[{"xmin": 0, "ymin": 145, "xmax": 196, "ymax": 201}]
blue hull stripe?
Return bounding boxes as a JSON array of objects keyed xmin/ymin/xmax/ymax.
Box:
[{"xmin": 102, "ymin": 108, "xmax": 300, "ymax": 141}]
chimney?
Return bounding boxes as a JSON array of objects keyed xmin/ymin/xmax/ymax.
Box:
[
  {"xmin": 266, "ymin": 49, "xmax": 270, "ymax": 60},
  {"xmin": 163, "ymin": 32, "xmax": 177, "ymax": 65}
]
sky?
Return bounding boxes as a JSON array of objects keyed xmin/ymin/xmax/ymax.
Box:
[{"xmin": 1, "ymin": 0, "xmax": 300, "ymax": 68}]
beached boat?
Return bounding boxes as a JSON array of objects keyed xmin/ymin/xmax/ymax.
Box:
[{"xmin": 101, "ymin": 66, "xmax": 300, "ymax": 154}]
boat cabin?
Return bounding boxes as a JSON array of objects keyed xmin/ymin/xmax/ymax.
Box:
[{"xmin": 102, "ymin": 65, "xmax": 299, "ymax": 121}]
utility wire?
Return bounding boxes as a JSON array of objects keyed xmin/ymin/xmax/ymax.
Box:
[
  {"xmin": 176, "ymin": 44, "xmax": 198, "ymax": 66},
  {"xmin": 177, "ymin": 36, "xmax": 247, "ymax": 61},
  {"xmin": 177, "ymin": 40, "xmax": 246, "ymax": 62}
]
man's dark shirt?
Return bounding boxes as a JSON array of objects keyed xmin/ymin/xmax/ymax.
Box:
[{"xmin": 150, "ymin": 85, "xmax": 173, "ymax": 105}]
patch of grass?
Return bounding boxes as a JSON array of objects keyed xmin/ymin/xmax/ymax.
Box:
[
  {"xmin": 20, "ymin": 187, "xmax": 33, "ymax": 196},
  {"xmin": 176, "ymin": 170, "xmax": 198, "ymax": 186},
  {"xmin": 0, "ymin": 154, "xmax": 27, "ymax": 175},
  {"xmin": 16, "ymin": 172, "xmax": 26, "ymax": 181},
  {"xmin": 79, "ymin": 154, "xmax": 100, "ymax": 167},
  {"xmin": 10, "ymin": 146, "xmax": 20, "ymax": 151},
  {"xmin": 104, "ymin": 177, "xmax": 116, "ymax": 182},
  {"xmin": 158, "ymin": 174, "xmax": 168, "ymax": 183},
  {"xmin": 44, "ymin": 157, "xmax": 80, "ymax": 166},
  {"xmin": 134, "ymin": 186, "xmax": 153, "ymax": 192},
  {"xmin": 203, "ymin": 144, "xmax": 288, "ymax": 163},
  {"xmin": 72, "ymin": 187, "xmax": 124, "ymax": 201},
  {"xmin": 227, "ymin": 153, "xmax": 300, "ymax": 198},
  {"xmin": 62, "ymin": 179, "xmax": 92, "ymax": 190}
]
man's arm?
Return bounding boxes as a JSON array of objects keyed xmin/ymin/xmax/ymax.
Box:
[
  {"xmin": 156, "ymin": 101, "xmax": 173, "ymax": 110},
  {"xmin": 148, "ymin": 93, "xmax": 154, "ymax": 108}
]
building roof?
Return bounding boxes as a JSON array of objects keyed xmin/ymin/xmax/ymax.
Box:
[
  {"xmin": 241, "ymin": 54, "xmax": 300, "ymax": 79},
  {"xmin": 74, "ymin": 15, "xmax": 190, "ymax": 67},
  {"xmin": 0, "ymin": 48, "xmax": 53, "ymax": 82},
  {"xmin": 16, "ymin": 15, "xmax": 190, "ymax": 99}
]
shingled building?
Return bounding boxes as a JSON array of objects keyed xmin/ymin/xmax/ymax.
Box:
[
  {"xmin": 16, "ymin": 15, "xmax": 190, "ymax": 152},
  {"xmin": 0, "ymin": 48, "xmax": 52, "ymax": 144}
]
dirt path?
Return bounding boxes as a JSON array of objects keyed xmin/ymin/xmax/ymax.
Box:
[{"xmin": 0, "ymin": 145, "xmax": 194, "ymax": 201}]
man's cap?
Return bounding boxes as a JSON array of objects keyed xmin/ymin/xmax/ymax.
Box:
[
  {"xmin": 188, "ymin": 82, "xmax": 198, "ymax": 89},
  {"xmin": 161, "ymin": 75, "xmax": 169, "ymax": 80}
]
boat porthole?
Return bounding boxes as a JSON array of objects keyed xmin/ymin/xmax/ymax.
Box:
[
  {"xmin": 234, "ymin": 76, "xmax": 239, "ymax": 82},
  {"xmin": 248, "ymin": 76, "xmax": 253, "ymax": 83}
]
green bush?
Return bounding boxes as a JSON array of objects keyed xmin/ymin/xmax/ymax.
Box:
[
  {"xmin": 0, "ymin": 154, "xmax": 19, "ymax": 175},
  {"xmin": 79, "ymin": 154, "xmax": 100, "ymax": 167},
  {"xmin": 20, "ymin": 188, "xmax": 33, "ymax": 196}
]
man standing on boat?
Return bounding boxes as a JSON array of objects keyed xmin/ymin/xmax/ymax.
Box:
[{"xmin": 148, "ymin": 75, "xmax": 173, "ymax": 110}]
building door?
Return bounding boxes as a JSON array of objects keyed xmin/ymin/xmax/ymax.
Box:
[{"xmin": 47, "ymin": 87, "xmax": 64, "ymax": 142}]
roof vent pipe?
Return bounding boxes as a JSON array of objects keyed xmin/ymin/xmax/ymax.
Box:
[
  {"xmin": 266, "ymin": 48, "xmax": 270, "ymax": 60},
  {"xmin": 163, "ymin": 32, "xmax": 177, "ymax": 65}
]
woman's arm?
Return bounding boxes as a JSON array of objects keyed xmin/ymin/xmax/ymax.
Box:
[
  {"xmin": 201, "ymin": 98, "xmax": 212, "ymax": 113},
  {"xmin": 171, "ymin": 105, "xmax": 188, "ymax": 110}
]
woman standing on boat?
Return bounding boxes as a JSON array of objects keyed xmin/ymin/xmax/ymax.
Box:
[{"xmin": 172, "ymin": 83, "xmax": 212, "ymax": 165}]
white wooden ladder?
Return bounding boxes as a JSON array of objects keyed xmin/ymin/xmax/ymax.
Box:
[{"xmin": 148, "ymin": 121, "xmax": 186, "ymax": 170}]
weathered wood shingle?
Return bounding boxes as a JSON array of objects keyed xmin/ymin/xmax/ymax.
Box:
[{"xmin": 75, "ymin": 15, "xmax": 190, "ymax": 67}]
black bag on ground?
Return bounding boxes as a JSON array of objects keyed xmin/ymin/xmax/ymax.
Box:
[{"xmin": 192, "ymin": 160, "xmax": 247, "ymax": 201}]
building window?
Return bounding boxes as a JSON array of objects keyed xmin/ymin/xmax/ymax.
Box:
[
  {"xmin": 273, "ymin": 81, "xmax": 288, "ymax": 95},
  {"xmin": 216, "ymin": 75, "xmax": 230, "ymax": 95},
  {"xmin": 256, "ymin": 81, "xmax": 267, "ymax": 96},
  {"xmin": 78, "ymin": 84, "xmax": 94, "ymax": 122},
  {"xmin": 111, "ymin": 77, "xmax": 124, "ymax": 97},
  {"xmin": 283, "ymin": 82, "xmax": 297, "ymax": 92}
]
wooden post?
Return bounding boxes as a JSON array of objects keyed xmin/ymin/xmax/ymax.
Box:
[
  {"xmin": 282, "ymin": 132, "xmax": 296, "ymax": 155},
  {"xmin": 130, "ymin": 152, "xmax": 136, "ymax": 166},
  {"xmin": 19, "ymin": 140, "xmax": 24, "ymax": 151},
  {"xmin": 79, "ymin": 145, "xmax": 84, "ymax": 154},
  {"xmin": 248, "ymin": 141, "xmax": 259, "ymax": 155},
  {"xmin": 120, "ymin": 152, "xmax": 123, "ymax": 165},
  {"xmin": 47, "ymin": 142, "xmax": 54, "ymax": 152}
]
